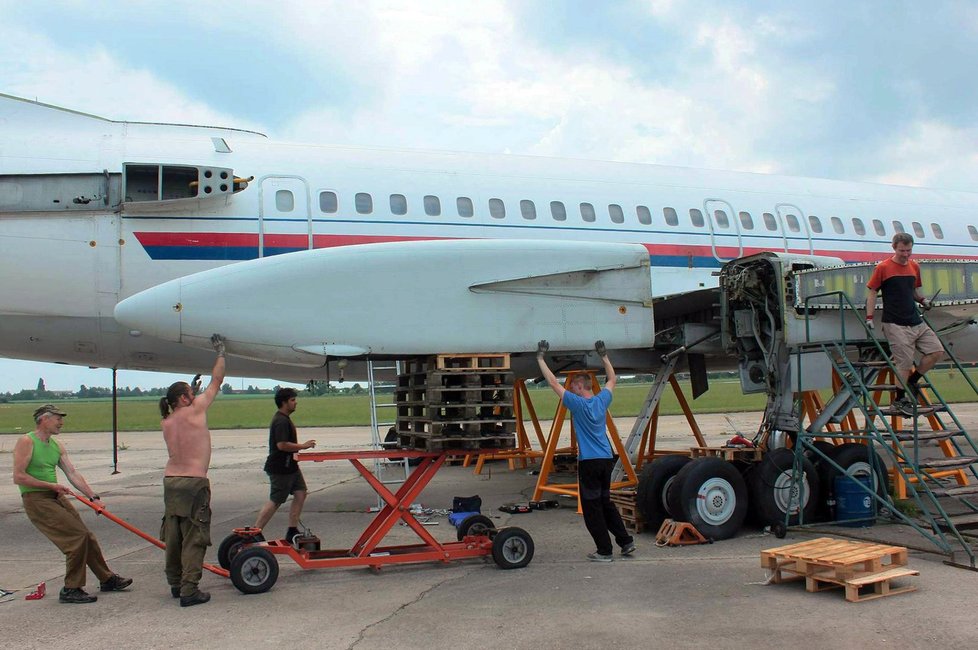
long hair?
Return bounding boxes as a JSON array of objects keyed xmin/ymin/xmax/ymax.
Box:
[{"xmin": 160, "ymin": 382, "xmax": 190, "ymax": 419}]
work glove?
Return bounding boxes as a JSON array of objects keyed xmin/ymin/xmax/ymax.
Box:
[
  {"xmin": 865, "ymin": 318, "xmax": 874, "ymax": 331},
  {"xmin": 595, "ymin": 340, "xmax": 607, "ymax": 356},
  {"xmin": 190, "ymin": 374, "xmax": 202, "ymax": 395},
  {"xmin": 211, "ymin": 333, "xmax": 227, "ymax": 356},
  {"xmin": 536, "ymin": 340, "xmax": 550, "ymax": 357},
  {"xmin": 920, "ymin": 298, "xmax": 932, "ymax": 311}
]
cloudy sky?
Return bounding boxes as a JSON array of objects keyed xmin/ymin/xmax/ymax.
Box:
[{"xmin": 2, "ymin": 0, "xmax": 978, "ymax": 392}]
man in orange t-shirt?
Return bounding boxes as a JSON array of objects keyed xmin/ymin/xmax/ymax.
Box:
[{"xmin": 865, "ymin": 233, "xmax": 943, "ymax": 416}]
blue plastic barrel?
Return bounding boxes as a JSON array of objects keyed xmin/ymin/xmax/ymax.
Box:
[{"xmin": 834, "ymin": 475, "xmax": 875, "ymax": 527}]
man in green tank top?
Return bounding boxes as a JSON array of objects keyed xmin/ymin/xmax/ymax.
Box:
[{"xmin": 13, "ymin": 404, "xmax": 132, "ymax": 604}]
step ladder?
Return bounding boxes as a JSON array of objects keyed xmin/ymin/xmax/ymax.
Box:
[
  {"xmin": 795, "ymin": 302, "xmax": 978, "ymax": 567},
  {"xmin": 367, "ymin": 359, "xmax": 407, "ymax": 510}
]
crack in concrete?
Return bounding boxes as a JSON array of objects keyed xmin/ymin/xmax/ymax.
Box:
[{"xmin": 347, "ymin": 564, "xmax": 483, "ymax": 649}]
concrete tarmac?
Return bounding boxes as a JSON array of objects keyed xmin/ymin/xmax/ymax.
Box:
[{"xmin": 2, "ymin": 413, "xmax": 977, "ymax": 649}]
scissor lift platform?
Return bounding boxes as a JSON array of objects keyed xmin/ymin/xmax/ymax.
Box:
[{"xmin": 219, "ymin": 449, "xmax": 535, "ymax": 594}]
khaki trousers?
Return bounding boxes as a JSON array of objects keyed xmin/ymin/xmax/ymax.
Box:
[
  {"xmin": 162, "ymin": 477, "xmax": 211, "ymax": 597},
  {"xmin": 22, "ymin": 491, "xmax": 112, "ymax": 589}
]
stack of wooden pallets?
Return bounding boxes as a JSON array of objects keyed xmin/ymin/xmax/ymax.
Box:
[
  {"xmin": 761, "ymin": 537, "xmax": 919, "ymax": 603},
  {"xmin": 610, "ymin": 488, "xmax": 645, "ymax": 534},
  {"xmin": 395, "ymin": 354, "xmax": 517, "ymax": 452}
]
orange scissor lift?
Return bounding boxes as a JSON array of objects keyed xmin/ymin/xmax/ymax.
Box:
[{"xmin": 217, "ymin": 448, "xmax": 535, "ymax": 594}]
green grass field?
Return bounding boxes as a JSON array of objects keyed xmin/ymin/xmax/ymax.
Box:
[{"xmin": 1, "ymin": 369, "xmax": 975, "ymax": 434}]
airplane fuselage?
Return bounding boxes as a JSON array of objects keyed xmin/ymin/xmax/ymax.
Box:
[{"xmin": 3, "ymin": 93, "xmax": 978, "ymax": 382}]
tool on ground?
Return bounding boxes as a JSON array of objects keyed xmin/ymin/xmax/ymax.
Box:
[
  {"xmin": 499, "ymin": 503, "xmax": 532, "ymax": 514},
  {"xmin": 25, "ymin": 582, "xmax": 46, "ymax": 600}
]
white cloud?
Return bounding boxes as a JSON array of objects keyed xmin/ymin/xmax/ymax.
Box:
[{"xmin": 872, "ymin": 120, "xmax": 978, "ymax": 190}]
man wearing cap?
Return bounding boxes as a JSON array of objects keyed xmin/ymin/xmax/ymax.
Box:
[{"xmin": 13, "ymin": 404, "xmax": 133, "ymax": 604}]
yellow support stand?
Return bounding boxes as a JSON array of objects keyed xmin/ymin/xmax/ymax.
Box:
[{"xmin": 531, "ymin": 370, "xmax": 638, "ymax": 512}]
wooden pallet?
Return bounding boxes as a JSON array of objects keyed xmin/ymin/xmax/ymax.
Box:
[
  {"xmin": 610, "ymin": 488, "xmax": 645, "ymax": 534},
  {"xmin": 761, "ymin": 537, "xmax": 917, "ymax": 602},
  {"xmin": 435, "ymin": 353, "xmax": 510, "ymax": 371}
]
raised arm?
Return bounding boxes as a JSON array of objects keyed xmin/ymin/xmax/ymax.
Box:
[
  {"xmin": 596, "ymin": 340, "xmax": 616, "ymax": 392},
  {"xmin": 536, "ymin": 340, "xmax": 565, "ymax": 398},
  {"xmin": 193, "ymin": 334, "xmax": 227, "ymax": 412}
]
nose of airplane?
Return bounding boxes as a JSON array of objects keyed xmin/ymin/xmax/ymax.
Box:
[{"xmin": 114, "ymin": 279, "xmax": 182, "ymax": 342}]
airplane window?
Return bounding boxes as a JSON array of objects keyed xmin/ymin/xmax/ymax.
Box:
[
  {"xmin": 636, "ymin": 206, "xmax": 652, "ymax": 225},
  {"xmin": 457, "ymin": 197, "xmax": 474, "ymax": 218},
  {"xmin": 390, "ymin": 194, "xmax": 407, "ymax": 215},
  {"xmin": 489, "ymin": 198, "xmax": 506, "ymax": 219},
  {"xmin": 356, "ymin": 192, "xmax": 373, "ymax": 214},
  {"xmin": 689, "ymin": 208, "xmax": 704, "ymax": 227},
  {"xmin": 520, "ymin": 200, "xmax": 537, "ymax": 220},
  {"xmin": 275, "ymin": 190, "xmax": 294, "ymax": 212},
  {"xmin": 831, "ymin": 217, "xmax": 844, "ymax": 234},
  {"xmin": 551, "ymin": 201, "xmax": 567, "ymax": 221},
  {"xmin": 580, "ymin": 203, "xmax": 596, "ymax": 222},
  {"xmin": 969, "ymin": 225, "xmax": 978, "ymax": 241},
  {"xmin": 763, "ymin": 212, "xmax": 777, "ymax": 231},
  {"xmin": 319, "ymin": 191, "xmax": 338, "ymax": 213},
  {"xmin": 713, "ymin": 210, "xmax": 729, "ymax": 229},
  {"xmin": 912, "ymin": 221, "xmax": 925, "ymax": 238},
  {"xmin": 739, "ymin": 211, "xmax": 753, "ymax": 229},
  {"xmin": 892, "ymin": 220, "xmax": 905, "ymax": 234},
  {"xmin": 424, "ymin": 195, "xmax": 441, "ymax": 216},
  {"xmin": 872, "ymin": 219, "xmax": 885, "ymax": 236},
  {"xmin": 663, "ymin": 207, "xmax": 678, "ymax": 226},
  {"xmin": 931, "ymin": 223, "xmax": 944, "ymax": 239},
  {"xmin": 609, "ymin": 204, "xmax": 624, "ymax": 224},
  {"xmin": 852, "ymin": 218, "xmax": 866, "ymax": 235},
  {"xmin": 785, "ymin": 214, "xmax": 800, "ymax": 232},
  {"xmin": 808, "ymin": 215, "xmax": 823, "ymax": 233}
]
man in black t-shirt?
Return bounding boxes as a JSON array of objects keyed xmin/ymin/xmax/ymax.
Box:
[{"xmin": 253, "ymin": 388, "xmax": 316, "ymax": 543}]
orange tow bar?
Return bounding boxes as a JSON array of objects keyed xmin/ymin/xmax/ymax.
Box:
[{"xmin": 72, "ymin": 492, "xmax": 229, "ymax": 578}]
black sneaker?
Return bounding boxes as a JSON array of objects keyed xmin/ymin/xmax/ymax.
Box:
[
  {"xmin": 179, "ymin": 590, "xmax": 211, "ymax": 607},
  {"xmin": 99, "ymin": 574, "xmax": 133, "ymax": 592},
  {"xmin": 893, "ymin": 398, "xmax": 916, "ymax": 417},
  {"xmin": 59, "ymin": 587, "xmax": 97, "ymax": 604},
  {"xmin": 170, "ymin": 586, "xmax": 181, "ymax": 598},
  {"xmin": 621, "ymin": 542, "xmax": 636, "ymax": 556}
]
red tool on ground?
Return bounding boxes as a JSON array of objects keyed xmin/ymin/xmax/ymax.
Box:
[
  {"xmin": 25, "ymin": 582, "xmax": 46, "ymax": 600},
  {"xmin": 217, "ymin": 449, "xmax": 535, "ymax": 594},
  {"xmin": 72, "ymin": 492, "xmax": 229, "ymax": 578}
]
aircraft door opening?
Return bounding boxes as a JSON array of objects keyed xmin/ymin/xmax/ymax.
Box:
[
  {"xmin": 703, "ymin": 198, "xmax": 742, "ymax": 262},
  {"xmin": 775, "ymin": 203, "xmax": 813, "ymax": 254},
  {"xmin": 259, "ymin": 176, "xmax": 311, "ymax": 257}
]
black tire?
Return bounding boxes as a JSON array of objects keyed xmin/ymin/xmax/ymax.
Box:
[
  {"xmin": 229, "ymin": 547, "xmax": 279, "ymax": 594},
  {"xmin": 671, "ymin": 457, "xmax": 748, "ymax": 540},
  {"xmin": 825, "ymin": 443, "xmax": 890, "ymax": 514},
  {"xmin": 491, "ymin": 527, "xmax": 534, "ymax": 569},
  {"xmin": 217, "ymin": 534, "xmax": 245, "ymax": 570},
  {"xmin": 805, "ymin": 440, "xmax": 838, "ymax": 521},
  {"xmin": 456, "ymin": 514, "xmax": 495, "ymax": 541},
  {"xmin": 636, "ymin": 455, "xmax": 691, "ymax": 531},
  {"xmin": 749, "ymin": 448, "xmax": 819, "ymax": 526},
  {"xmin": 385, "ymin": 427, "xmax": 421, "ymax": 467}
]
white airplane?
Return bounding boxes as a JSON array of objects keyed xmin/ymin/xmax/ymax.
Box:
[{"xmin": 3, "ymin": 91, "xmax": 978, "ymax": 383}]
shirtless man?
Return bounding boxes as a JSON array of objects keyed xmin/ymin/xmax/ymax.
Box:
[{"xmin": 158, "ymin": 334, "xmax": 226, "ymax": 607}]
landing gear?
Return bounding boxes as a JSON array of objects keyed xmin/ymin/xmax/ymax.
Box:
[{"xmin": 668, "ymin": 457, "xmax": 748, "ymax": 540}]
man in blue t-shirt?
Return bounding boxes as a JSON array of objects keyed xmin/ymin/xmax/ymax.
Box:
[{"xmin": 537, "ymin": 340, "xmax": 635, "ymax": 562}]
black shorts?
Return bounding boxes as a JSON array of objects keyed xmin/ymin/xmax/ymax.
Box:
[{"xmin": 268, "ymin": 470, "xmax": 307, "ymax": 505}]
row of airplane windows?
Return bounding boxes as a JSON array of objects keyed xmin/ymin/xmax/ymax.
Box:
[{"xmin": 272, "ymin": 189, "xmax": 978, "ymax": 242}]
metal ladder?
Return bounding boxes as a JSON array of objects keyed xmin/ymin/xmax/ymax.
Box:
[
  {"xmin": 794, "ymin": 293, "xmax": 978, "ymax": 566},
  {"xmin": 367, "ymin": 359, "xmax": 408, "ymax": 509}
]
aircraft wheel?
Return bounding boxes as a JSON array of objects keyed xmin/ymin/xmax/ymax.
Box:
[
  {"xmin": 456, "ymin": 514, "xmax": 495, "ymax": 541},
  {"xmin": 636, "ymin": 455, "xmax": 691, "ymax": 531},
  {"xmin": 749, "ymin": 448, "xmax": 819, "ymax": 527},
  {"xmin": 229, "ymin": 547, "xmax": 279, "ymax": 594},
  {"xmin": 491, "ymin": 527, "xmax": 534, "ymax": 569},
  {"xmin": 825, "ymin": 443, "xmax": 890, "ymax": 513},
  {"xmin": 671, "ymin": 457, "xmax": 748, "ymax": 540},
  {"xmin": 805, "ymin": 440, "xmax": 839, "ymax": 521}
]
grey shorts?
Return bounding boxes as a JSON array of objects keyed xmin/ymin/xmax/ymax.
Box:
[
  {"xmin": 881, "ymin": 322, "xmax": 944, "ymax": 372},
  {"xmin": 268, "ymin": 470, "xmax": 307, "ymax": 505}
]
